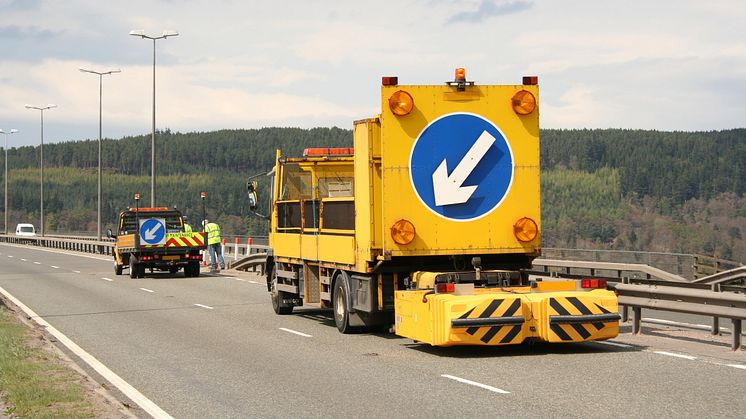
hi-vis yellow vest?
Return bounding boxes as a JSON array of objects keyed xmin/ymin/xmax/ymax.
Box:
[{"xmin": 206, "ymin": 223, "xmax": 221, "ymax": 245}]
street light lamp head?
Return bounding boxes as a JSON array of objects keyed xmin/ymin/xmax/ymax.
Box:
[
  {"xmin": 162, "ymin": 30, "xmax": 179, "ymax": 37},
  {"xmin": 10, "ymin": 129, "xmax": 18, "ymax": 134},
  {"xmin": 129, "ymin": 29, "xmax": 145, "ymax": 37},
  {"xmin": 47, "ymin": 104, "xmax": 57, "ymax": 109}
]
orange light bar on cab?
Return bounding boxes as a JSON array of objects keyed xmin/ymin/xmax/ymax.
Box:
[
  {"xmin": 382, "ymin": 76, "xmax": 398, "ymax": 86},
  {"xmin": 455, "ymin": 67, "xmax": 466, "ymax": 81},
  {"xmin": 302, "ymin": 147, "xmax": 354, "ymax": 157}
]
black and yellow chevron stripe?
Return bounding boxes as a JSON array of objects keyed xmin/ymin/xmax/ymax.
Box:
[
  {"xmin": 451, "ymin": 298, "xmax": 525, "ymax": 344},
  {"xmin": 548, "ymin": 297, "xmax": 620, "ymax": 341}
]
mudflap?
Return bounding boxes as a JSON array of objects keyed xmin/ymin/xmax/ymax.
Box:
[{"xmin": 394, "ymin": 289, "xmax": 619, "ymax": 346}]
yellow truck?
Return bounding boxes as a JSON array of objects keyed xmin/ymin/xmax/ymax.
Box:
[
  {"xmin": 108, "ymin": 206, "xmax": 205, "ymax": 278},
  {"xmin": 249, "ymin": 69, "xmax": 620, "ymax": 346}
]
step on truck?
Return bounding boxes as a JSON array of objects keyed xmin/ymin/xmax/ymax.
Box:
[
  {"xmin": 108, "ymin": 203, "xmax": 205, "ymax": 278},
  {"xmin": 248, "ymin": 69, "xmax": 620, "ymax": 346}
]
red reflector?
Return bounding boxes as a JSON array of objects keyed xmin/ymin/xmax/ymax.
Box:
[
  {"xmin": 382, "ymin": 76, "xmax": 398, "ymax": 86},
  {"xmin": 581, "ymin": 278, "xmax": 606, "ymax": 289},
  {"xmin": 599, "ymin": 279, "xmax": 607, "ymax": 289},
  {"xmin": 581, "ymin": 279, "xmax": 590, "ymax": 289},
  {"xmin": 436, "ymin": 283, "xmax": 455, "ymax": 293},
  {"xmin": 522, "ymin": 75, "xmax": 538, "ymax": 85}
]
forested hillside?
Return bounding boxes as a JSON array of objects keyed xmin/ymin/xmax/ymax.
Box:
[{"xmin": 2, "ymin": 127, "xmax": 744, "ymax": 261}]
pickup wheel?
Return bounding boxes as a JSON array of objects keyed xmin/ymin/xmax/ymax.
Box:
[
  {"xmin": 333, "ymin": 274, "xmax": 355, "ymax": 334},
  {"xmin": 184, "ymin": 261, "xmax": 200, "ymax": 278},
  {"xmin": 270, "ymin": 265, "xmax": 293, "ymax": 315}
]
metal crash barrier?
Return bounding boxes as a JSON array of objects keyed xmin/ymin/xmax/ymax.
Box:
[{"xmin": 0, "ymin": 234, "xmax": 114, "ymax": 255}]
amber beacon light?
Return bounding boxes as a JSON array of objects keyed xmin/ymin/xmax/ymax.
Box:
[
  {"xmin": 511, "ymin": 90, "xmax": 536, "ymax": 115},
  {"xmin": 388, "ymin": 90, "xmax": 414, "ymax": 116},
  {"xmin": 391, "ymin": 219, "xmax": 416, "ymax": 245},
  {"xmin": 513, "ymin": 217, "xmax": 538, "ymax": 242}
]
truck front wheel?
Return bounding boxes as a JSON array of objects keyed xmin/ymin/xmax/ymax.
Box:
[
  {"xmin": 114, "ymin": 263, "xmax": 123, "ymax": 276},
  {"xmin": 270, "ymin": 265, "xmax": 293, "ymax": 315}
]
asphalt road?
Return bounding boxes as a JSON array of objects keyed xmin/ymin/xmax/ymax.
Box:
[{"xmin": 1, "ymin": 243, "xmax": 744, "ymax": 418}]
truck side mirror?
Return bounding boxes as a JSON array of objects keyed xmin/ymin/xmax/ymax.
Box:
[
  {"xmin": 107, "ymin": 228, "xmax": 116, "ymax": 239},
  {"xmin": 247, "ymin": 180, "xmax": 259, "ymax": 211}
]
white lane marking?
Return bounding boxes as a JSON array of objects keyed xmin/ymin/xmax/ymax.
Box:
[
  {"xmin": 139, "ymin": 288, "xmax": 155, "ymax": 293},
  {"xmin": 248, "ymin": 280, "xmax": 260, "ymax": 284},
  {"xmin": 194, "ymin": 304, "xmax": 214, "ymax": 310},
  {"xmin": 595, "ymin": 340, "xmax": 633, "ymax": 349},
  {"xmin": 73, "ymin": 270, "xmax": 81, "ymax": 273},
  {"xmin": 279, "ymin": 327, "xmax": 312, "ymax": 338},
  {"xmin": 20, "ymin": 258, "xmax": 27, "ymax": 261},
  {"xmin": 0, "ymin": 286, "xmax": 173, "ymax": 418},
  {"xmin": 101, "ymin": 277, "xmax": 114, "ymax": 282},
  {"xmin": 654, "ymin": 351, "xmax": 697, "ymax": 360},
  {"xmin": 7, "ymin": 255, "xmax": 13, "ymax": 258},
  {"xmin": 33, "ymin": 261, "xmax": 41, "ymax": 265},
  {"xmin": 441, "ymin": 374, "xmax": 510, "ymax": 394},
  {"xmin": 727, "ymin": 364, "xmax": 746, "ymax": 370},
  {"xmin": 50, "ymin": 265, "xmax": 60, "ymax": 269}
]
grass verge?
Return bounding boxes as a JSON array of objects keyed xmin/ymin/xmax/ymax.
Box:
[{"xmin": 0, "ymin": 303, "xmax": 97, "ymax": 418}]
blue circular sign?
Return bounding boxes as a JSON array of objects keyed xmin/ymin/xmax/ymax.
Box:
[
  {"xmin": 409, "ymin": 113, "xmax": 514, "ymax": 221},
  {"xmin": 139, "ymin": 218, "xmax": 166, "ymax": 245}
]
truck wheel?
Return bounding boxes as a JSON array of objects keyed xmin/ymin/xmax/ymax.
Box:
[
  {"xmin": 270, "ymin": 265, "xmax": 293, "ymax": 315},
  {"xmin": 114, "ymin": 263, "xmax": 123, "ymax": 276},
  {"xmin": 333, "ymin": 274, "xmax": 354, "ymax": 333},
  {"xmin": 129, "ymin": 258, "xmax": 138, "ymax": 279}
]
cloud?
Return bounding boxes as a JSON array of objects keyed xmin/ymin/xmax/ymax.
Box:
[
  {"xmin": 0, "ymin": 25, "xmax": 60, "ymax": 40},
  {"xmin": 447, "ymin": 0, "xmax": 532, "ymax": 24},
  {"xmin": 0, "ymin": 0, "xmax": 41, "ymax": 11}
]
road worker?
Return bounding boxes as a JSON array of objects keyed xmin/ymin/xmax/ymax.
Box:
[
  {"xmin": 183, "ymin": 215, "xmax": 193, "ymax": 232},
  {"xmin": 203, "ymin": 219, "xmax": 225, "ymax": 272}
]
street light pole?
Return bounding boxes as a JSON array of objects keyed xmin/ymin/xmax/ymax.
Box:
[
  {"xmin": 79, "ymin": 67, "xmax": 121, "ymax": 241},
  {"xmin": 24, "ymin": 104, "xmax": 56, "ymax": 237},
  {"xmin": 0, "ymin": 128, "xmax": 19, "ymax": 234},
  {"xmin": 129, "ymin": 29, "xmax": 179, "ymax": 207}
]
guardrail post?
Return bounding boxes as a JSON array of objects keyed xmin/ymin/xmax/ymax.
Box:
[
  {"xmin": 621, "ymin": 277, "xmax": 629, "ymax": 323},
  {"xmin": 732, "ymin": 319, "xmax": 742, "ymax": 351},
  {"xmin": 632, "ymin": 306, "xmax": 642, "ymax": 335},
  {"xmin": 234, "ymin": 237, "xmax": 240, "ymax": 261},
  {"xmin": 248, "ymin": 237, "xmax": 253, "ymax": 255},
  {"xmin": 711, "ymin": 284, "xmax": 721, "ymax": 335}
]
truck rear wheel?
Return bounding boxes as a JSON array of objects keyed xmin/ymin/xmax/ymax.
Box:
[
  {"xmin": 333, "ymin": 274, "xmax": 355, "ymax": 334},
  {"xmin": 270, "ymin": 265, "xmax": 293, "ymax": 315},
  {"xmin": 114, "ymin": 263, "xmax": 123, "ymax": 275},
  {"xmin": 184, "ymin": 261, "xmax": 200, "ymax": 278},
  {"xmin": 129, "ymin": 258, "xmax": 138, "ymax": 279}
]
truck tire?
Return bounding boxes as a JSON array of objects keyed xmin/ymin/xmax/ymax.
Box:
[
  {"xmin": 129, "ymin": 257, "xmax": 138, "ymax": 279},
  {"xmin": 114, "ymin": 263, "xmax": 123, "ymax": 276},
  {"xmin": 270, "ymin": 265, "xmax": 293, "ymax": 315},
  {"xmin": 333, "ymin": 274, "xmax": 355, "ymax": 333},
  {"xmin": 184, "ymin": 261, "xmax": 200, "ymax": 278}
]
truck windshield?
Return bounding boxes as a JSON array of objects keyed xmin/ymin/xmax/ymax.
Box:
[{"xmin": 19, "ymin": 226, "xmax": 34, "ymax": 233}]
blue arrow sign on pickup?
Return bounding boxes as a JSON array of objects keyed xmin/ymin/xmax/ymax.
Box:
[{"xmin": 139, "ymin": 218, "xmax": 166, "ymax": 245}]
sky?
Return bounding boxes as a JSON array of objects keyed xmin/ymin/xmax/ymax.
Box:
[{"xmin": 1, "ymin": 0, "xmax": 745, "ymax": 147}]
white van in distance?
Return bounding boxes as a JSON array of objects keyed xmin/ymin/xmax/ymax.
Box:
[{"xmin": 15, "ymin": 223, "xmax": 36, "ymax": 236}]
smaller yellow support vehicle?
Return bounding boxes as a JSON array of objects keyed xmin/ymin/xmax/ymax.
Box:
[
  {"xmin": 108, "ymin": 205, "xmax": 205, "ymax": 278},
  {"xmin": 249, "ymin": 69, "xmax": 620, "ymax": 346}
]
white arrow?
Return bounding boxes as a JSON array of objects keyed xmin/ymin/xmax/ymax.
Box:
[
  {"xmin": 144, "ymin": 222, "xmax": 163, "ymax": 241},
  {"xmin": 432, "ymin": 130, "xmax": 496, "ymax": 206}
]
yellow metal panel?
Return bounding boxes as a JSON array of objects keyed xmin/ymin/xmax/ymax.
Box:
[
  {"xmin": 354, "ymin": 119, "xmax": 383, "ymax": 271},
  {"xmin": 379, "ymin": 84, "xmax": 540, "ymax": 257}
]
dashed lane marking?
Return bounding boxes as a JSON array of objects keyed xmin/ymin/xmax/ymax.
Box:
[
  {"xmin": 139, "ymin": 288, "xmax": 155, "ymax": 293},
  {"xmin": 594, "ymin": 340, "xmax": 633, "ymax": 349},
  {"xmin": 20, "ymin": 258, "xmax": 27, "ymax": 261},
  {"xmin": 7, "ymin": 255, "xmax": 13, "ymax": 258},
  {"xmin": 727, "ymin": 364, "xmax": 746, "ymax": 370},
  {"xmin": 279, "ymin": 327, "xmax": 312, "ymax": 338},
  {"xmin": 50, "ymin": 265, "xmax": 60, "ymax": 269},
  {"xmin": 101, "ymin": 277, "xmax": 114, "ymax": 282},
  {"xmin": 441, "ymin": 374, "xmax": 510, "ymax": 394},
  {"xmin": 73, "ymin": 270, "xmax": 81, "ymax": 273},
  {"xmin": 194, "ymin": 304, "xmax": 214, "ymax": 310},
  {"xmin": 654, "ymin": 351, "xmax": 697, "ymax": 360}
]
